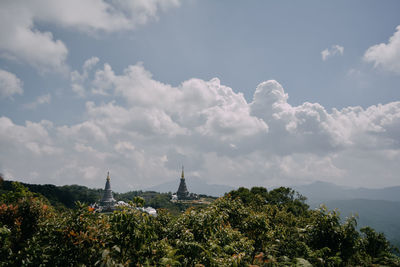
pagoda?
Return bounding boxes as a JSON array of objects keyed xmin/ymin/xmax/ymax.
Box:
[
  {"xmin": 176, "ymin": 166, "xmax": 189, "ymax": 200},
  {"xmin": 100, "ymin": 171, "xmax": 116, "ymax": 211}
]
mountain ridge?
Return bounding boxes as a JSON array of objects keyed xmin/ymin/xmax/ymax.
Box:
[{"xmin": 294, "ymin": 180, "xmax": 400, "ymax": 202}]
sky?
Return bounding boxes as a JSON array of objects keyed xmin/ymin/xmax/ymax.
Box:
[{"xmin": 1, "ymin": 0, "xmax": 400, "ymax": 192}]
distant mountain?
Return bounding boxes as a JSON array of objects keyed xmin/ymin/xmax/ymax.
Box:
[
  {"xmin": 319, "ymin": 199, "xmax": 400, "ymax": 249},
  {"xmin": 294, "ymin": 181, "xmax": 400, "ymax": 249},
  {"xmin": 144, "ymin": 178, "xmax": 235, "ymax": 197},
  {"xmin": 294, "ymin": 181, "xmax": 400, "ymax": 203}
]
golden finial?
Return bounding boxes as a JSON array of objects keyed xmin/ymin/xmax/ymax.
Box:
[
  {"xmin": 181, "ymin": 165, "xmax": 184, "ymax": 179},
  {"xmin": 107, "ymin": 171, "xmax": 110, "ymax": 181}
]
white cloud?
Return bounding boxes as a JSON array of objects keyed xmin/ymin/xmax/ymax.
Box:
[
  {"xmin": 0, "ymin": 1, "xmax": 180, "ymax": 72},
  {"xmin": 57, "ymin": 121, "xmax": 107, "ymax": 143},
  {"xmin": 0, "ymin": 2, "xmax": 68, "ymax": 72},
  {"xmin": 114, "ymin": 141, "xmax": 135, "ymax": 153},
  {"xmin": 23, "ymin": 93, "xmax": 51, "ymax": 109},
  {"xmin": 0, "ymin": 69, "xmax": 23, "ymax": 99},
  {"xmin": 89, "ymin": 63, "xmax": 268, "ymax": 142},
  {"xmin": 321, "ymin": 44, "xmax": 344, "ymax": 61},
  {"xmin": 0, "ymin": 117, "xmax": 60, "ymax": 157},
  {"xmin": 364, "ymin": 25, "xmax": 400, "ymax": 74},
  {"xmin": 71, "ymin": 57, "xmax": 100, "ymax": 97},
  {"xmin": 1, "ymin": 62, "xmax": 400, "ymax": 190},
  {"xmin": 32, "ymin": 0, "xmax": 181, "ymax": 32},
  {"xmin": 79, "ymin": 166, "xmax": 100, "ymax": 181}
]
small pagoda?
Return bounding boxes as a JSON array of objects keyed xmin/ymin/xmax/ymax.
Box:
[
  {"xmin": 90, "ymin": 172, "xmax": 157, "ymax": 216},
  {"xmin": 174, "ymin": 166, "xmax": 198, "ymax": 201},
  {"xmin": 100, "ymin": 171, "xmax": 116, "ymax": 211},
  {"xmin": 177, "ymin": 166, "xmax": 189, "ymax": 200}
]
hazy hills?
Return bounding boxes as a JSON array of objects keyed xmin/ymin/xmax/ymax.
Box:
[
  {"xmin": 294, "ymin": 181, "xmax": 400, "ymax": 248},
  {"xmin": 294, "ymin": 181, "xmax": 400, "ymax": 202}
]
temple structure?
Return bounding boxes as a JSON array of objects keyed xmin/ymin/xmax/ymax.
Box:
[
  {"xmin": 90, "ymin": 171, "xmax": 157, "ymax": 216},
  {"xmin": 100, "ymin": 171, "xmax": 116, "ymax": 211},
  {"xmin": 176, "ymin": 166, "xmax": 189, "ymax": 200},
  {"xmin": 173, "ymin": 166, "xmax": 198, "ymax": 201}
]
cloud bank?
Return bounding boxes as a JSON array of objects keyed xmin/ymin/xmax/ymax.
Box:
[
  {"xmin": 0, "ymin": 0, "xmax": 180, "ymax": 72},
  {"xmin": 1, "ymin": 62, "xmax": 400, "ymax": 191}
]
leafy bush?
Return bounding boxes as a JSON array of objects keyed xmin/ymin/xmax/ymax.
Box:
[{"xmin": 1, "ymin": 183, "xmax": 399, "ymax": 266}]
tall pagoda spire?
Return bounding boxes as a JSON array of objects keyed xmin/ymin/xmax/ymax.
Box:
[
  {"xmin": 101, "ymin": 171, "xmax": 115, "ymax": 210},
  {"xmin": 177, "ymin": 165, "xmax": 189, "ymax": 200}
]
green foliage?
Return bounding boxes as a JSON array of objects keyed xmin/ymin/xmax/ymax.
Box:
[
  {"xmin": 132, "ymin": 196, "xmax": 145, "ymax": 207},
  {"xmin": 1, "ymin": 180, "xmax": 101, "ymax": 209},
  {"xmin": 0, "ymin": 182, "xmax": 52, "ymax": 265},
  {"xmin": 117, "ymin": 190, "xmax": 196, "ymax": 215},
  {"xmin": 227, "ymin": 186, "xmax": 309, "ymax": 216},
  {"xmin": 1, "ymin": 182, "xmax": 399, "ymax": 266},
  {"xmin": 1, "ymin": 179, "xmax": 209, "ymax": 215},
  {"xmin": 360, "ymin": 226, "xmax": 399, "ymax": 265}
]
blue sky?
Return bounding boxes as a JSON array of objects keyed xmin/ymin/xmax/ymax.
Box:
[{"xmin": 1, "ymin": 0, "xmax": 400, "ymax": 191}]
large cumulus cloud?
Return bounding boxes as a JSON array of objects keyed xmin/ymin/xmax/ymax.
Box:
[{"xmin": 1, "ymin": 62, "xmax": 400, "ymax": 190}]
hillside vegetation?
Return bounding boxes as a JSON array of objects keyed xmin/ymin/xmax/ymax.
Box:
[
  {"xmin": 0, "ymin": 180, "xmax": 215, "ymax": 215},
  {"xmin": 1, "ymin": 180, "xmax": 399, "ymax": 266},
  {"xmin": 295, "ymin": 181, "xmax": 400, "ymax": 250}
]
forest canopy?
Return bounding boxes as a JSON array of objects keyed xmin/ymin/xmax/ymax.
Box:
[{"xmin": 0, "ymin": 179, "xmax": 399, "ymax": 266}]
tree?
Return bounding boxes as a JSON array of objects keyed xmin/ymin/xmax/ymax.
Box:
[{"xmin": 132, "ymin": 196, "xmax": 145, "ymax": 207}]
